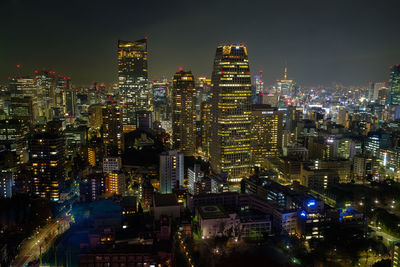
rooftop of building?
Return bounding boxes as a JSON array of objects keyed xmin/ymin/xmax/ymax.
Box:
[
  {"xmin": 154, "ymin": 193, "xmax": 178, "ymax": 207},
  {"xmin": 238, "ymin": 209, "xmax": 270, "ymax": 223},
  {"xmin": 197, "ymin": 204, "xmax": 229, "ymax": 220}
]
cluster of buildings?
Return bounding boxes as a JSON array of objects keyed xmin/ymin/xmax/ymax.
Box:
[{"xmin": 1, "ymin": 37, "xmax": 400, "ymax": 266}]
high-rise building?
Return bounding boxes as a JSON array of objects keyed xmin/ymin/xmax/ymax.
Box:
[
  {"xmin": 159, "ymin": 150, "xmax": 184, "ymax": 194},
  {"xmin": 389, "ymin": 64, "xmax": 400, "ymax": 105},
  {"xmin": 9, "ymin": 77, "xmax": 40, "ymax": 121},
  {"xmin": 188, "ymin": 164, "xmax": 204, "ymax": 195},
  {"xmin": 30, "ymin": 131, "xmax": 65, "ymax": 201},
  {"xmin": 102, "ymin": 103, "xmax": 123, "ymax": 155},
  {"xmin": 118, "ymin": 39, "xmax": 150, "ymax": 127},
  {"xmin": 9, "ymin": 96, "xmax": 34, "ymax": 124},
  {"xmin": 34, "ymin": 70, "xmax": 57, "ymax": 120},
  {"xmin": 210, "ymin": 44, "xmax": 252, "ymax": 182},
  {"xmin": 88, "ymin": 104, "xmax": 104, "ymax": 131},
  {"xmin": 365, "ymin": 130, "xmax": 390, "ymax": 157},
  {"xmin": 251, "ymin": 104, "xmax": 283, "ymax": 167},
  {"xmin": 0, "ymin": 119, "xmax": 29, "ymax": 164},
  {"xmin": 369, "ymin": 81, "xmax": 387, "ymax": 102},
  {"xmin": 0, "ymin": 172, "xmax": 13, "ymax": 198},
  {"xmin": 152, "ymin": 80, "xmax": 169, "ymax": 107},
  {"xmin": 136, "ymin": 110, "xmax": 152, "ymax": 131},
  {"xmin": 106, "ymin": 171, "xmax": 126, "ymax": 195},
  {"xmin": 200, "ymin": 101, "xmax": 212, "ymax": 158},
  {"xmin": 195, "ymin": 77, "xmax": 211, "ymax": 117},
  {"xmin": 172, "ymin": 69, "xmax": 196, "ymax": 156},
  {"xmin": 79, "ymin": 173, "xmax": 106, "ymax": 202}
]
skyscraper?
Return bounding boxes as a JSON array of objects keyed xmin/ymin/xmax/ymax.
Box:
[
  {"xmin": 30, "ymin": 130, "xmax": 65, "ymax": 201},
  {"xmin": 159, "ymin": 150, "xmax": 184, "ymax": 194},
  {"xmin": 389, "ymin": 64, "xmax": 400, "ymax": 105},
  {"xmin": 9, "ymin": 77, "xmax": 40, "ymax": 121},
  {"xmin": 200, "ymin": 101, "xmax": 212, "ymax": 158},
  {"xmin": 34, "ymin": 70, "xmax": 55, "ymax": 119},
  {"xmin": 118, "ymin": 39, "xmax": 150, "ymax": 128},
  {"xmin": 172, "ymin": 69, "xmax": 196, "ymax": 156},
  {"xmin": 251, "ymin": 104, "xmax": 282, "ymax": 167},
  {"xmin": 210, "ymin": 44, "xmax": 252, "ymax": 182},
  {"xmin": 102, "ymin": 103, "xmax": 123, "ymax": 155}
]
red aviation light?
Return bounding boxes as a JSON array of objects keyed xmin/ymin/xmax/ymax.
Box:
[{"xmin": 179, "ymin": 67, "xmax": 183, "ymax": 71}]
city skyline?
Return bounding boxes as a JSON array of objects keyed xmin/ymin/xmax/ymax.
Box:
[
  {"xmin": 2, "ymin": 0, "xmax": 400, "ymax": 86},
  {"xmin": 3, "ymin": 1, "xmax": 400, "ymax": 266}
]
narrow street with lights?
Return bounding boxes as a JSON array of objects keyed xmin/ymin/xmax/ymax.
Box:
[{"xmin": 12, "ymin": 209, "xmax": 72, "ymax": 267}]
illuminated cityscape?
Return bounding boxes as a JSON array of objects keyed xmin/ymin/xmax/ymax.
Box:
[{"xmin": 1, "ymin": 0, "xmax": 400, "ymax": 266}]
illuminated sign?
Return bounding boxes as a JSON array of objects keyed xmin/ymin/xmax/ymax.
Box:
[{"xmin": 307, "ymin": 200, "xmax": 316, "ymax": 207}]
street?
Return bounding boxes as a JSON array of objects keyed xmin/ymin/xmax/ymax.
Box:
[{"xmin": 12, "ymin": 211, "xmax": 72, "ymax": 267}]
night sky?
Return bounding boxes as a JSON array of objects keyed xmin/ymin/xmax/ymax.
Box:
[{"xmin": 2, "ymin": 0, "xmax": 400, "ymax": 87}]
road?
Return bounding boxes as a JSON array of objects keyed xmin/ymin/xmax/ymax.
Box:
[
  {"xmin": 12, "ymin": 211, "xmax": 72, "ymax": 267},
  {"xmin": 370, "ymin": 225, "xmax": 400, "ymax": 246}
]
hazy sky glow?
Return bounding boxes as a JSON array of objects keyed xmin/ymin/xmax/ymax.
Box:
[{"xmin": 2, "ymin": 0, "xmax": 400, "ymax": 87}]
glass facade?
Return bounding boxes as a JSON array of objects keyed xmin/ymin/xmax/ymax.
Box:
[
  {"xmin": 210, "ymin": 45, "xmax": 252, "ymax": 182},
  {"xmin": 172, "ymin": 70, "xmax": 196, "ymax": 156},
  {"xmin": 118, "ymin": 39, "xmax": 150, "ymax": 126}
]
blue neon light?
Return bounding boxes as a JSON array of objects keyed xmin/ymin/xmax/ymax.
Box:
[
  {"xmin": 300, "ymin": 210, "xmax": 306, "ymax": 217},
  {"xmin": 307, "ymin": 200, "xmax": 316, "ymax": 207}
]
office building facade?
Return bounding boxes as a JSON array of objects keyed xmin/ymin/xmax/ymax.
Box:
[{"xmin": 210, "ymin": 44, "xmax": 252, "ymax": 182}]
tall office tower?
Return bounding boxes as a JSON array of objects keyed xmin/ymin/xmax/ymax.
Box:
[
  {"xmin": 88, "ymin": 104, "xmax": 104, "ymax": 131},
  {"xmin": 64, "ymin": 87, "xmax": 77, "ymax": 118},
  {"xmin": 172, "ymin": 69, "xmax": 196, "ymax": 156},
  {"xmin": 9, "ymin": 96, "xmax": 34, "ymax": 124},
  {"xmin": 102, "ymin": 103, "xmax": 123, "ymax": 155},
  {"xmin": 195, "ymin": 77, "xmax": 211, "ymax": 117},
  {"xmin": 0, "ymin": 119, "xmax": 30, "ymax": 164},
  {"xmin": 210, "ymin": 44, "xmax": 252, "ymax": 182},
  {"xmin": 8, "ymin": 77, "xmax": 40, "ymax": 121},
  {"xmin": 251, "ymin": 104, "xmax": 282, "ymax": 167},
  {"xmin": 200, "ymin": 101, "xmax": 211, "ymax": 157},
  {"xmin": 30, "ymin": 130, "xmax": 65, "ymax": 201},
  {"xmin": 368, "ymin": 81, "xmax": 375, "ymax": 101},
  {"xmin": 34, "ymin": 70, "xmax": 58, "ymax": 120},
  {"xmin": 369, "ymin": 81, "xmax": 387, "ymax": 102},
  {"xmin": 118, "ymin": 39, "xmax": 149, "ymax": 129},
  {"xmin": 389, "ymin": 64, "xmax": 400, "ymax": 105},
  {"xmin": 374, "ymin": 82, "xmax": 387, "ymax": 102},
  {"xmin": 152, "ymin": 80, "xmax": 169, "ymax": 107},
  {"xmin": 159, "ymin": 150, "xmax": 184, "ymax": 194},
  {"xmin": 187, "ymin": 164, "xmax": 204, "ymax": 195}
]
